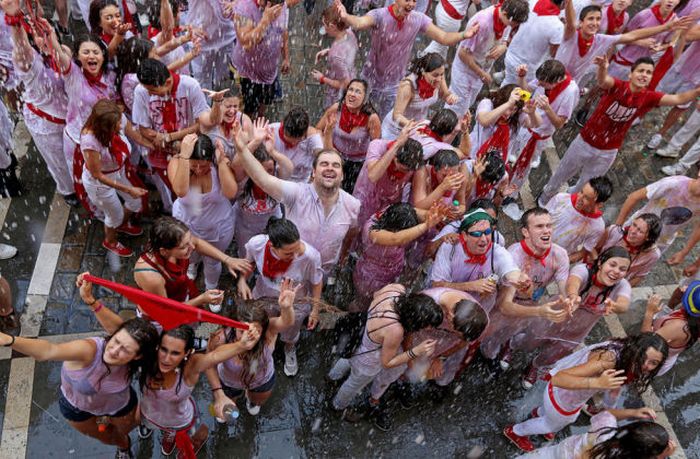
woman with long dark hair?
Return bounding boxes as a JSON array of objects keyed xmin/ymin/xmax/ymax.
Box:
[
  {"xmin": 316, "ymin": 78, "xmax": 381, "ymax": 192},
  {"xmin": 0, "ymin": 315, "xmax": 158, "ymax": 458},
  {"xmin": 89, "ymin": 0, "xmax": 133, "ymax": 58},
  {"xmin": 505, "ymin": 332, "xmax": 669, "ymax": 452}
]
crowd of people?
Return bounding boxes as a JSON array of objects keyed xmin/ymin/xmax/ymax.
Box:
[{"xmin": 0, "ymin": 0, "xmax": 699, "ymax": 457}]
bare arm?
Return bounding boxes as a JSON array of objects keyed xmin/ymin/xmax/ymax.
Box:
[
  {"xmin": 0, "ymin": 332, "xmax": 96, "ymax": 364},
  {"xmin": 424, "ymin": 21, "xmax": 480, "ymax": 47},
  {"xmin": 551, "ymin": 351, "xmax": 624, "ymax": 390},
  {"xmin": 233, "ymin": 119, "xmax": 286, "ymax": 201},
  {"xmin": 595, "ymin": 55, "xmax": 615, "ymax": 90},
  {"xmin": 617, "ymin": 16, "xmax": 690, "ymax": 45},
  {"xmin": 167, "ymin": 134, "xmax": 196, "ymax": 198},
  {"xmin": 9, "ymin": 9, "xmax": 34, "ymax": 72},
  {"xmin": 459, "ymin": 47, "xmax": 492, "ymax": 85},
  {"xmin": 390, "ymin": 80, "xmax": 414, "ymax": 128},
  {"xmin": 234, "ymin": 5, "xmax": 284, "ymax": 51},
  {"xmin": 659, "ymin": 87, "xmax": 700, "ymax": 107},
  {"xmin": 563, "ymin": 0, "xmax": 576, "ymax": 41},
  {"xmin": 614, "ymin": 187, "xmax": 647, "ymax": 225},
  {"xmin": 334, "ymin": 0, "xmax": 375, "ymax": 30}
]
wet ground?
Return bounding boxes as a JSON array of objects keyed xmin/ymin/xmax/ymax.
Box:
[{"xmin": 1, "ymin": 0, "xmax": 700, "ymax": 458}]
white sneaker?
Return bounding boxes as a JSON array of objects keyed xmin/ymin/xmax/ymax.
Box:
[
  {"xmin": 246, "ymin": 397, "xmax": 261, "ymax": 416},
  {"xmin": 656, "ymin": 146, "xmax": 681, "ymax": 158},
  {"xmin": 502, "ymin": 203, "xmax": 524, "ymax": 221},
  {"xmin": 646, "ymin": 133, "xmax": 663, "ymax": 149},
  {"xmin": 662, "ymin": 163, "xmax": 688, "ymax": 176},
  {"xmin": 0, "ymin": 244, "xmax": 17, "ymax": 260},
  {"xmin": 284, "ymin": 347, "xmax": 298, "ymax": 377},
  {"xmin": 530, "ymin": 154, "xmax": 542, "ymax": 170}
]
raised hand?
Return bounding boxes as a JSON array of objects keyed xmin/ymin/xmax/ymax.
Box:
[
  {"xmin": 279, "ymin": 278, "xmax": 302, "ymax": 309},
  {"xmin": 202, "ymin": 88, "xmax": 229, "ymax": 103},
  {"xmin": 225, "ymin": 257, "xmax": 254, "ymax": 278},
  {"xmin": 239, "ymin": 325, "xmax": 262, "ymax": 350}
]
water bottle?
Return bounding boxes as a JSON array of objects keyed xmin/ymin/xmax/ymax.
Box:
[
  {"xmin": 210, "ymin": 403, "xmax": 239, "ymax": 424},
  {"xmin": 453, "ymin": 200, "xmax": 460, "ymax": 207}
]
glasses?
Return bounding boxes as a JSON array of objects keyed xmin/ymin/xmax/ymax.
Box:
[{"xmin": 467, "ymin": 228, "xmax": 493, "ymax": 238}]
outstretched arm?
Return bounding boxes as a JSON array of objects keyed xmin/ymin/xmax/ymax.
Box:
[
  {"xmin": 233, "ymin": 118, "xmax": 287, "ymax": 201},
  {"xmin": 334, "ymin": 0, "xmax": 375, "ymax": 30}
]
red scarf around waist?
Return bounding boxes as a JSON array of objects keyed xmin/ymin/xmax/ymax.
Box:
[
  {"xmin": 606, "ymin": 6, "xmax": 626, "ymax": 34},
  {"xmin": 339, "ymin": 103, "xmax": 369, "ymax": 133},
  {"xmin": 162, "ymin": 72, "xmax": 181, "ymax": 133},
  {"xmin": 262, "ymin": 241, "xmax": 293, "ymax": 279},
  {"xmin": 520, "ymin": 239, "xmax": 550, "ymax": 267},
  {"xmin": 508, "ymin": 128, "xmax": 549, "ymax": 184},
  {"xmin": 459, "ymin": 233, "xmax": 491, "ymax": 265},
  {"xmin": 533, "ymin": 0, "xmax": 561, "ymax": 16}
]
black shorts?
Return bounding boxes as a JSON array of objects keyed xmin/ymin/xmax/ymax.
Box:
[
  {"xmin": 58, "ymin": 387, "xmax": 138, "ymax": 422},
  {"xmin": 221, "ymin": 372, "xmax": 276, "ymax": 399},
  {"xmin": 240, "ymin": 77, "xmax": 275, "ymax": 115}
]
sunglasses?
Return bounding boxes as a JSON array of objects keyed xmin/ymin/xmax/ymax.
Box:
[{"xmin": 467, "ymin": 228, "xmax": 493, "ymax": 238}]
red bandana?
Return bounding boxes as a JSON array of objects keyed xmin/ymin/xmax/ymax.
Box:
[
  {"xmin": 591, "ymin": 273, "xmax": 608, "ymax": 289},
  {"xmin": 338, "ymin": 103, "xmax": 369, "ymax": 133},
  {"xmin": 621, "ymin": 227, "xmax": 641, "ymax": 255},
  {"xmin": 251, "ymin": 183, "xmax": 267, "ymax": 200},
  {"xmin": 278, "ymin": 124, "xmax": 295, "ymax": 149},
  {"xmin": 431, "ymin": 167, "xmax": 452, "ymax": 197},
  {"xmin": 161, "ymin": 72, "xmax": 181, "ymax": 133},
  {"xmin": 388, "ymin": 4, "xmax": 405, "ymax": 29},
  {"xmin": 100, "ymin": 32, "xmax": 113, "ymax": 44},
  {"xmin": 650, "ymin": 4, "xmax": 672, "ymax": 24},
  {"xmin": 416, "ymin": 76, "xmax": 436, "ymax": 99},
  {"xmin": 493, "ymin": 5, "xmax": 506, "ymax": 40},
  {"xmin": 476, "ymin": 118, "xmax": 510, "ymax": 161},
  {"xmin": 508, "ymin": 128, "xmax": 548, "ymax": 184},
  {"xmin": 577, "ymin": 30, "xmax": 594, "ymax": 57},
  {"xmin": 533, "ymin": 0, "xmax": 561, "ymax": 16},
  {"xmin": 459, "ymin": 233, "xmax": 492, "ymax": 265},
  {"xmin": 110, "ymin": 133, "xmax": 130, "ymax": 168},
  {"xmin": 570, "ymin": 193, "xmax": 603, "ymax": 218},
  {"xmin": 418, "ymin": 126, "xmax": 443, "ymax": 142},
  {"xmin": 83, "ymin": 69, "xmax": 107, "ymax": 89},
  {"xmin": 262, "ymin": 241, "xmax": 293, "ymax": 279},
  {"xmin": 606, "ymin": 5, "xmax": 626, "ymax": 34},
  {"xmin": 545, "ymin": 72, "xmax": 572, "ymax": 103},
  {"xmin": 520, "ymin": 239, "xmax": 550, "ymax": 267},
  {"xmin": 386, "ymin": 159, "xmax": 409, "ymax": 181},
  {"xmin": 649, "ymin": 47, "xmax": 674, "ymax": 91}
]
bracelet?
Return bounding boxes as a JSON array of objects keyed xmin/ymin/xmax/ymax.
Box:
[
  {"xmin": 407, "ymin": 348, "xmax": 417, "ymax": 360},
  {"xmin": 86, "ymin": 297, "xmax": 98, "ymax": 306},
  {"xmin": 212, "ymin": 387, "xmax": 223, "ymax": 392},
  {"xmin": 460, "ymin": 30, "xmax": 466, "ymax": 40},
  {"xmin": 3, "ymin": 335, "xmax": 15, "ymax": 347},
  {"xmin": 319, "ymin": 76, "xmax": 326, "ymax": 84},
  {"xmin": 92, "ymin": 302, "xmax": 104, "ymax": 313}
]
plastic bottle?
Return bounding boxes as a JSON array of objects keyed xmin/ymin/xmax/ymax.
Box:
[{"xmin": 210, "ymin": 403, "xmax": 240, "ymax": 424}]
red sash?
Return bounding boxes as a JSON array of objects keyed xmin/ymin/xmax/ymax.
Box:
[
  {"xmin": 25, "ymin": 103, "xmax": 65, "ymax": 124},
  {"xmin": 440, "ymin": 0, "xmax": 465, "ymax": 20}
]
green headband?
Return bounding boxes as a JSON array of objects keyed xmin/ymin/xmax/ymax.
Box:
[{"xmin": 459, "ymin": 209, "xmax": 495, "ymax": 233}]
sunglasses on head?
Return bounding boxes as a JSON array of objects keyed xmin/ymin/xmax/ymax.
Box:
[{"xmin": 467, "ymin": 228, "xmax": 493, "ymax": 238}]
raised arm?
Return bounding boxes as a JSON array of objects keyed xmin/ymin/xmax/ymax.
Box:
[
  {"xmin": 659, "ymin": 86, "xmax": 700, "ymax": 107},
  {"xmin": 187, "ymin": 327, "xmax": 260, "ymax": 376},
  {"xmin": 551, "ymin": 350, "xmax": 624, "ymax": 390},
  {"xmin": 424, "ymin": 20, "xmax": 480, "ymax": 47},
  {"xmin": 168, "ymin": 133, "xmax": 196, "ymax": 198},
  {"xmin": 234, "ymin": 118, "xmax": 287, "ymax": 201},
  {"xmin": 594, "ymin": 55, "xmax": 615, "ymax": 90},
  {"xmin": 390, "ymin": 80, "xmax": 414, "ymax": 127},
  {"xmin": 334, "ymin": 0, "xmax": 375, "ymax": 30},
  {"xmin": 7, "ymin": 0, "xmax": 33, "ymax": 72},
  {"xmin": 563, "ymin": 0, "xmax": 577, "ymax": 41},
  {"xmin": 268, "ymin": 279, "xmax": 299, "ymax": 334},
  {"xmin": 77, "ymin": 272, "xmax": 125, "ymax": 334},
  {"xmin": 0, "ymin": 332, "xmax": 96, "ymax": 364},
  {"xmin": 234, "ymin": 4, "xmax": 284, "ymax": 51},
  {"xmin": 617, "ymin": 16, "xmax": 692, "ymax": 45},
  {"xmin": 214, "ymin": 139, "xmax": 238, "ymax": 199},
  {"xmin": 367, "ymin": 122, "xmax": 415, "ymax": 183},
  {"xmin": 614, "ymin": 187, "xmax": 647, "ymax": 226},
  {"xmin": 477, "ymin": 88, "xmax": 522, "ymax": 127}
]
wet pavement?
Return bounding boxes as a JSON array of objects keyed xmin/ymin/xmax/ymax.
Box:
[{"xmin": 2, "ymin": 0, "xmax": 700, "ymax": 458}]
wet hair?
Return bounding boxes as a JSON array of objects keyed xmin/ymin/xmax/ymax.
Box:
[
  {"xmin": 137, "ymin": 58, "xmax": 170, "ymax": 87},
  {"xmin": 322, "ymin": 4, "xmax": 348, "ymax": 30},
  {"xmin": 283, "ymin": 107, "xmax": 309, "ymax": 139},
  {"xmin": 605, "ymin": 332, "xmax": 669, "ymax": 394},
  {"xmin": 625, "ymin": 213, "xmax": 662, "ymax": 252},
  {"xmin": 189, "ymin": 134, "xmax": 215, "ymax": 162},
  {"xmin": 579, "ymin": 4, "xmax": 602, "ymax": 21},
  {"xmin": 430, "ymin": 149, "xmax": 460, "ymax": 171},
  {"xmin": 589, "ymin": 421, "xmax": 669, "ymax": 459},
  {"xmin": 549, "ymin": 0, "xmax": 565, "ymax": 7},
  {"xmin": 147, "ymin": 216, "xmax": 190, "ymax": 252},
  {"xmin": 371, "ymin": 203, "xmax": 420, "ymax": 232},
  {"xmin": 230, "ymin": 302, "xmax": 270, "ymax": 388},
  {"xmin": 453, "ymin": 298, "xmax": 488, "ymax": 341},
  {"xmin": 116, "ymin": 38, "xmax": 154, "ymax": 96},
  {"xmin": 146, "ymin": 0, "xmax": 180, "ymax": 29},
  {"xmin": 83, "ymin": 99, "xmax": 122, "ymax": 146},
  {"xmin": 89, "ymin": 0, "xmax": 119, "ymax": 34},
  {"xmin": 469, "ymin": 199, "xmax": 498, "ymax": 216},
  {"xmin": 397, "ymin": 138, "xmax": 425, "ymax": 171},
  {"xmin": 428, "ymin": 109, "xmax": 459, "ymax": 136},
  {"xmin": 580, "ymin": 246, "xmax": 631, "ymax": 306},
  {"xmin": 265, "ymin": 217, "xmax": 300, "ymax": 248},
  {"xmin": 312, "ymin": 149, "xmax": 344, "ymax": 169},
  {"xmin": 536, "ymin": 60, "xmax": 567, "ymax": 84},
  {"xmin": 479, "ymin": 151, "xmax": 506, "ymax": 184},
  {"xmin": 102, "ymin": 318, "xmax": 159, "ymax": 389},
  {"xmin": 519, "ymin": 207, "xmax": 549, "ymax": 229},
  {"xmin": 502, "ymin": 0, "xmax": 530, "ymax": 24},
  {"xmin": 338, "ymin": 79, "xmax": 376, "ymax": 116},
  {"xmin": 631, "ymin": 56, "xmax": 655, "ymax": 72},
  {"xmin": 589, "ymin": 176, "xmax": 614, "ymax": 203},
  {"xmin": 489, "ymin": 84, "xmax": 524, "ymax": 130},
  {"xmin": 143, "ymin": 325, "xmax": 195, "ymax": 394},
  {"xmin": 393, "ymin": 293, "xmax": 444, "ymax": 333},
  {"xmin": 73, "ymin": 35, "xmax": 109, "ymax": 74},
  {"xmin": 241, "ymin": 145, "xmax": 279, "ymax": 208},
  {"xmin": 408, "ymin": 52, "xmax": 445, "ymax": 77}
]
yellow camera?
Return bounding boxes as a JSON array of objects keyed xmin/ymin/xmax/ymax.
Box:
[{"xmin": 519, "ymin": 90, "xmax": 531, "ymax": 102}]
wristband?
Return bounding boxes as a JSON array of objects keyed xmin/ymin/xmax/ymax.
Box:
[
  {"xmin": 92, "ymin": 302, "xmax": 104, "ymax": 313},
  {"xmin": 4, "ymin": 13, "xmax": 24, "ymax": 27},
  {"xmin": 319, "ymin": 76, "xmax": 326, "ymax": 84},
  {"xmin": 212, "ymin": 387, "xmax": 223, "ymax": 392},
  {"xmin": 87, "ymin": 297, "xmax": 98, "ymax": 306},
  {"xmin": 407, "ymin": 348, "xmax": 417, "ymax": 360},
  {"xmin": 3, "ymin": 335, "xmax": 15, "ymax": 347}
]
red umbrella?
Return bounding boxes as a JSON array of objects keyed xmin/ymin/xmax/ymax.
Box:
[{"xmin": 84, "ymin": 274, "xmax": 248, "ymax": 331}]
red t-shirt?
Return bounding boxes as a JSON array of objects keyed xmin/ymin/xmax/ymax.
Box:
[{"xmin": 580, "ymin": 78, "xmax": 664, "ymax": 150}]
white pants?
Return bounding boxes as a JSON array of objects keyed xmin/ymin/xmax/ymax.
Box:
[
  {"xmin": 422, "ymin": 3, "xmax": 463, "ymax": 59},
  {"xmin": 62, "ymin": 129, "xmax": 78, "ymax": 178},
  {"xmin": 540, "ymin": 135, "xmax": 617, "ymax": 205},
  {"xmin": 512, "ymin": 384, "xmax": 581, "ymax": 436},
  {"xmin": 446, "ymin": 72, "xmax": 483, "ymax": 119},
  {"xmin": 83, "ymin": 170, "xmax": 142, "ymax": 228},
  {"xmin": 24, "ymin": 109, "xmax": 74, "ymax": 196},
  {"xmin": 666, "ymin": 108, "xmax": 700, "ymax": 166},
  {"xmin": 191, "ymin": 48, "xmax": 231, "ymax": 91},
  {"xmin": 330, "ymin": 357, "xmax": 406, "ymax": 410},
  {"xmin": 507, "ymin": 127, "xmax": 549, "ymax": 190},
  {"xmin": 679, "ymin": 136, "xmax": 700, "ymax": 169},
  {"xmin": 189, "ymin": 228, "xmax": 234, "ymax": 290}
]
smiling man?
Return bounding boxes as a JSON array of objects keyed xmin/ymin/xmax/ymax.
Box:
[{"xmin": 539, "ymin": 55, "xmax": 700, "ymax": 206}]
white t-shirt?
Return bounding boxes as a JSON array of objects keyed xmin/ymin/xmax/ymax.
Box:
[
  {"xmin": 506, "ymin": 13, "xmax": 564, "ymax": 70},
  {"xmin": 528, "ymin": 78, "xmax": 580, "ymax": 137},
  {"xmin": 546, "ymin": 192, "xmax": 606, "ymax": 254},
  {"xmin": 270, "ymin": 122, "xmax": 324, "ymax": 182},
  {"xmin": 555, "ymin": 32, "xmax": 619, "ymax": 84},
  {"xmin": 132, "ymin": 75, "xmax": 209, "ymax": 132}
]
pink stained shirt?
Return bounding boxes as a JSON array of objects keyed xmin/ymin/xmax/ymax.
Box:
[
  {"xmin": 451, "ymin": 6, "xmax": 510, "ymax": 81},
  {"xmin": 184, "ymin": 0, "xmax": 236, "ymax": 52},
  {"xmin": 15, "ymin": 51, "xmax": 68, "ymax": 119},
  {"xmin": 526, "ymin": 78, "xmax": 580, "ymax": 137},
  {"xmin": 269, "ymin": 122, "xmax": 323, "ymax": 182},
  {"xmin": 507, "ymin": 241, "xmax": 570, "ymax": 303},
  {"xmin": 545, "ymin": 192, "xmax": 606, "ymax": 255},
  {"xmin": 676, "ymin": 40, "xmax": 700, "ymax": 87},
  {"xmin": 230, "ymin": 0, "xmax": 288, "ymax": 84},
  {"xmin": 352, "ymin": 139, "xmax": 416, "ymax": 227},
  {"xmin": 615, "ymin": 7, "xmax": 675, "ymax": 65},
  {"xmin": 279, "ymin": 181, "xmax": 361, "ymax": 276},
  {"xmin": 244, "ymin": 234, "xmax": 323, "ymax": 299},
  {"xmin": 120, "ymin": 73, "xmax": 139, "ymax": 115},
  {"xmin": 555, "ymin": 32, "xmax": 619, "ymax": 85},
  {"xmin": 599, "ymin": 225, "xmax": 661, "ymax": 283},
  {"xmin": 600, "ymin": 5, "xmax": 630, "ymax": 35},
  {"xmin": 360, "ymin": 8, "xmax": 432, "ymax": 91},
  {"xmin": 63, "ymin": 62, "xmax": 116, "ymax": 143}
]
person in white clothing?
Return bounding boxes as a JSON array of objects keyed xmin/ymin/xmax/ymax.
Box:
[
  {"xmin": 423, "ymin": 0, "xmax": 488, "ymax": 58},
  {"xmin": 656, "ymin": 100, "xmax": 700, "ymax": 175}
]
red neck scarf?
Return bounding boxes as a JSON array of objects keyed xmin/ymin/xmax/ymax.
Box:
[
  {"xmin": 418, "ymin": 126, "xmax": 443, "ymax": 142},
  {"xmin": 520, "ymin": 239, "xmax": 550, "ymax": 267},
  {"xmin": 591, "ymin": 273, "xmax": 608, "ymax": 289},
  {"xmin": 476, "ymin": 118, "xmax": 511, "ymax": 161},
  {"xmin": 570, "ymin": 193, "xmax": 603, "ymax": 218},
  {"xmin": 252, "ymin": 183, "xmax": 267, "ymax": 200},
  {"xmin": 650, "ymin": 4, "xmax": 673, "ymax": 24},
  {"xmin": 388, "ymin": 4, "xmax": 406, "ymax": 29},
  {"xmin": 431, "ymin": 167, "xmax": 452, "ymax": 197},
  {"xmin": 606, "ymin": 5, "xmax": 626, "ymax": 34},
  {"xmin": 222, "ymin": 120, "xmax": 235, "ymax": 137},
  {"xmin": 621, "ymin": 228, "xmax": 641, "ymax": 255},
  {"xmin": 386, "ymin": 160, "xmax": 409, "ymax": 181},
  {"xmin": 493, "ymin": 5, "xmax": 507, "ymax": 40},
  {"xmin": 109, "ymin": 133, "xmax": 130, "ymax": 168},
  {"xmin": 83, "ymin": 69, "xmax": 107, "ymax": 89},
  {"xmin": 459, "ymin": 233, "xmax": 491, "ymax": 265},
  {"xmin": 121, "ymin": 0, "xmax": 136, "ymax": 30},
  {"xmin": 338, "ymin": 103, "xmax": 369, "ymax": 133},
  {"xmin": 278, "ymin": 124, "xmax": 295, "ymax": 149},
  {"xmin": 475, "ymin": 176, "xmax": 495, "ymax": 198},
  {"xmin": 147, "ymin": 25, "xmax": 160, "ymax": 39},
  {"xmin": 545, "ymin": 72, "xmax": 572, "ymax": 103},
  {"xmin": 533, "ymin": 0, "xmax": 561, "ymax": 16},
  {"xmin": 649, "ymin": 47, "xmax": 674, "ymax": 91},
  {"xmin": 100, "ymin": 32, "xmax": 114, "ymax": 45},
  {"xmin": 577, "ymin": 30, "xmax": 594, "ymax": 57},
  {"xmin": 416, "ymin": 76, "xmax": 436, "ymax": 99},
  {"xmin": 161, "ymin": 72, "xmax": 181, "ymax": 133},
  {"xmin": 262, "ymin": 241, "xmax": 293, "ymax": 279}
]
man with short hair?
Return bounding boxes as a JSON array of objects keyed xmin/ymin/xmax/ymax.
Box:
[
  {"xmin": 539, "ymin": 55, "xmax": 700, "ymax": 205},
  {"xmin": 269, "ymin": 107, "xmax": 323, "ymax": 182}
]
